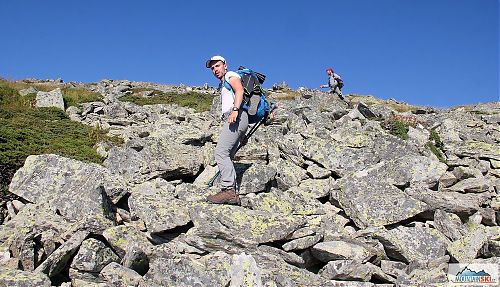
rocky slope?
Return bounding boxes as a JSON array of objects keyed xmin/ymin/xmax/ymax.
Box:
[{"xmin": 1, "ymin": 79, "xmax": 499, "ymax": 286}]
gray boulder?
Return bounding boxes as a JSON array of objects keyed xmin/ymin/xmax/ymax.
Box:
[
  {"xmin": 0, "ymin": 268, "xmax": 51, "ymax": 287},
  {"xmin": 104, "ymin": 138, "xmax": 203, "ymax": 183},
  {"xmin": 128, "ymin": 179, "xmax": 190, "ymax": 234},
  {"xmin": 444, "ymin": 177, "xmax": 491, "ymax": 193},
  {"xmin": 396, "ymin": 255, "xmax": 449, "ymax": 285},
  {"xmin": 338, "ymin": 174, "xmax": 429, "ymax": 228},
  {"xmin": 0, "ymin": 204, "xmax": 71, "ymax": 271},
  {"xmin": 189, "ymin": 203, "xmax": 306, "ymax": 246},
  {"xmin": 143, "ymin": 257, "xmax": 222, "ymax": 287},
  {"xmin": 373, "ymin": 226, "xmax": 448, "ymax": 263},
  {"xmin": 19, "ymin": 86, "xmax": 38, "ymax": 96},
  {"xmin": 229, "ymin": 253, "xmax": 262, "ymax": 287},
  {"xmin": 239, "ymin": 164, "xmax": 276, "ymax": 195},
  {"xmin": 406, "ymin": 186, "xmax": 492, "ymax": 216},
  {"xmin": 100, "ymin": 262, "xmax": 144, "ymax": 286},
  {"xmin": 311, "ymin": 240, "xmax": 373, "ymax": 263},
  {"xmin": 102, "ymin": 225, "xmax": 153, "ymax": 259},
  {"xmin": 448, "ymin": 226, "xmax": 488, "ymax": 263},
  {"xmin": 35, "ymin": 230, "xmax": 89, "ymax": 278},
  {"xmin": 9, "ymin": 154, "xmax": 128, "ymax": 221},
  {"xmin": 70, "ymin": 238, "xmax": 120, "ymax": 274},
  {"xmin": 248, "ymin": 188, "xmax": 325, "ymax": 217},
  {"xmin": 36, "ymin": 88, "xmax": 65, "ymax": 110},
  {"xmin": 319, "ymin": 260, "xmax": 384, "ymax": 282},
  {"xmin": 433, "ymin": 209, "xmax": 466, "ymax": 241}
]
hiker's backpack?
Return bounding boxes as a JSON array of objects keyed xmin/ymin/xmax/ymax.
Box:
[
  {"xmin": 223, "ymin": 67, "xmax": 270, "ymax": 124},
  {"xmin": 335, "ymin": 75, "xmax": 344, "ymax": 89}
]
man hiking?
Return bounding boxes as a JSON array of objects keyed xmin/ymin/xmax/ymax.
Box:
[
  {"xmin": 205, "ymin": 55, "xmax": 248, "ymax": 205},
  {"xmin": 320, "ymin": 67, "xmax": 344, "ymax": 100}
]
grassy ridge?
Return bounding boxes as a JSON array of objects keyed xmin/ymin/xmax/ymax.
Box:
[
  {"xmin": 0, "ymin": 82, "xmax": 114, "ymax": 197},
  {"xmin": 121, "ymin": 89, "xmax": 214, "ymax": 112},
  {"xmin": 0, "ymin": 79, "xmax": 102, "ymax": 108}
]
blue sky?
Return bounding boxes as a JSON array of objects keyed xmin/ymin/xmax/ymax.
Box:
[{"xmin": 1, "ymin": 0, "xmax": 498, "ymax": 108}]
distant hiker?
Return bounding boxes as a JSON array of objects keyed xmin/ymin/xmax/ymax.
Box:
[
  {"xmin": 320, "ymin": 67, "xmax": 344, "ymax": 100},
  {"xmin": 205, "ymin": 55, "xmax": 248, "ymax": 205}
]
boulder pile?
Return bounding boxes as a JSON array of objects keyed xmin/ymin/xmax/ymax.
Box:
[{"xmin": 1, "ymin": 79, "xmax": 499, "ymax": 286}]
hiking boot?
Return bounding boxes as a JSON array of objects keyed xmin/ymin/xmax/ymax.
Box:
[{"xmin": 206, "ymin": 188, "xmax": 240, "ymax": 205}]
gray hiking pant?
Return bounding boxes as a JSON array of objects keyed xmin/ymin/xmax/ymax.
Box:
[
  {"xmin": 215, "ymin": 111, "xmax": 249, "ymax": 189},
  {"xmin": 330, "ymin": 85, "xmax": 343, "ymax": 99}
]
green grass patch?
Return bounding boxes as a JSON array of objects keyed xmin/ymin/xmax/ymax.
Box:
[
  {"xmin": 0, "ymin": 81, "xmax": 117, "ymax": 197},
  {"xmin": 348, "ymin": 95, "xmax": 416, "ymax": 113},
  {"xmin": 121, "ymin": 90, "xmax": 214, "ymax": 112},
  {"xmin": 382, "ymin": 115, "xmax": 418, "ymax": 140},
  {"xmin": 426, "ymin": 141, "xmax": 446, "ymax": 163},
  {"xmin": 0, "ymin": 79, "xmax": 102, "ymax": 108},
  {"xmin": 429, "ymin": 129, "xmax": 443, "ymax": 149},
  {"xmin": 0, "ymin": 79, "xmax": 59, "ymax": 92},
  {"xmin": 427, "ymin": 129, "xmax": 446, "ymax": 163},
  {"xmin": 267, "ymin": 90, "xmax": 300, "ymax": 101},
  {"xmin": 62, "ymin": 87, "xmax": 102, "ymax": 107},
  {"xmin": 386, "ymin": 120, "xmax": 410, "ymax": 140}
]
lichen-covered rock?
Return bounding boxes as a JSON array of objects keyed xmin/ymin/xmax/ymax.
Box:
[
  {"xmin": 19, "ymin": 86, "xmax": 37, "ymax": 96},
  {"xmin": 251, "ymin": 250, "xmax": 336, "ymax": 287},
  {"xmin": 199, "ymin": 251, "xmax": 232, "ymax": 286},
  {"xmin": 104, "ymin": 138, "xmax": 203, "ymax": 183},
  {"xmin": 338, "ymin": 177, "xmax": 429, "ymax": 228},
  {"xmin": 148, "ymin": 115, "xmax": 213, "ymax": 146},
  {"xmin": 100, "ymin": 262, "xmax": 144, "ymax": 286},
  {"xmin": 373, "ymin": 226, "xmax": 448, "ymax": 263},
  {"xmin": 311, "ymin": 240, "xmax": 373, "ymax": 263},
  {"xmin": 0, "ymin": 204, "xmax": 70, "ymax": 271},
  {"xmin": 189, "ymin": 203, "xmax": 306, "ymax": 246},
  {"xmin": 142, "ymin": 257, "xmax": 222, "ymax": 287},
  {"xmin": 406, "ymin": 186, "xmax": 492, "ymax": 216},
  {"xmin": 444, "ymin": 177, "xmax": 491, "ymax": 193},
  {"xmin": 239, "ymin": 164, "xmax": 276, "ymax": 195},
  {"xmin": 282, "ymin": 234, "xmax": 323, "ymax": 251},
  {"xmin": 447, "ymin": 226, "xmax": 488, "ymax": 263},
  {"xmin": 0, "ymin": 268, "xmax": 51, "ymax": 287},
  {"xmin": 438, "ymin": 171, "xmax": 458, "ymax": 188},
  {"xmin": 35, "ymin": 230, "xmax": 89, "ymax": 277},
  {"xmin": 248, "ymin": 188, "xmax": 325, "ymax": 217},
  {"xmin": 319, "ymin": 260, "xmax": 373, "ymax": 281},
  {"xmin": 296, "ymin": 178, "xmax": 334, "ymax": 199},
  {"xmin": 121, "ymin": 244, "xmax": 149, "ymax": 275},
  {"xmin": 455, "ymin": 140, "xmax": 500, "ymax": 161},
  {"xmin": 128, "ymin": 179, "xmax": 190, "ymax": 233},
  {"xmin": 433, "ymin": 209, "xmax": 466, "ymax": 241},
  {"xmin": 256, "ymin": 245, "xmax": 305, "ymax": 267},
  {"xmin": 396, "ymin": 255, "xmax": 449, "ymax": 286},
  {"xmin": 9, "ymin": 154, "xmax": 128, "ymax": 221},
  {"xmin": 306, "ymin": 163, "xmax": 332, "ymax": 179},
  {"xmin": 271, "ymin": 159, "xmax": 309, "ymax": 190},
  {"xmin": 70, "ymin": 238, "xmax": 120, "ymax": 273},
  {"xmin": 102, "ymin": 225, "xmax": 153, "ymax": 258},
  {"xmin": 229, "ymin": 253, "xmax": 262, "ymax": 287}
]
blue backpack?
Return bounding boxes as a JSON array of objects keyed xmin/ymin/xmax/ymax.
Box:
[{"xmin": 223, "ymin": 67, "xmax": 270, "ymax": 124}]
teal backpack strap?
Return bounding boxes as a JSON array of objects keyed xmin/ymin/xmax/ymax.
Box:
[{"xmin": 223, "ymin": 78, "xmax": 233, "ymax": 93}]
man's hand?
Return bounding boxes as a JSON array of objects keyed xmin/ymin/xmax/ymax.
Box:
[{"xmin": 228, "ymin": 111, "xmax": 238, "ymax": 123}]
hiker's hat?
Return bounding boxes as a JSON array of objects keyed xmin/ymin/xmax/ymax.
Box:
[
  {"xmin": 206, "ymin": 55, "xmax": 226, "ymax": 68},
  {"xmin": 326, "ymin": 67, "xmax": 334, "ymax": 73}
]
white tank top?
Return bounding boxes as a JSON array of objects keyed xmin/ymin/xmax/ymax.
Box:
[{"xmin": 220, "ymin": 71, "xmax": 241, "ymax": 115}]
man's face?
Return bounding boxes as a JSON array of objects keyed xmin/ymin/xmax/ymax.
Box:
[
  {"xmin": 326, "ymin": 70, "xmax": 333, "ymax": 75},
  {"xmin": 209, "ymin": 60, "xmax": 227, "ymax": 80}
]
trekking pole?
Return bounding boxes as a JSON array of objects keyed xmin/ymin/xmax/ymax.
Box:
[{"xmin": 207, "ymin": 103, "xmax": 277, "ymax": 187}]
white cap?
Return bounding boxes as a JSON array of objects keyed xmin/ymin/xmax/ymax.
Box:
[{"xmin": 205, "ymin": 55, "xmax": 226, "ymax": 68}]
